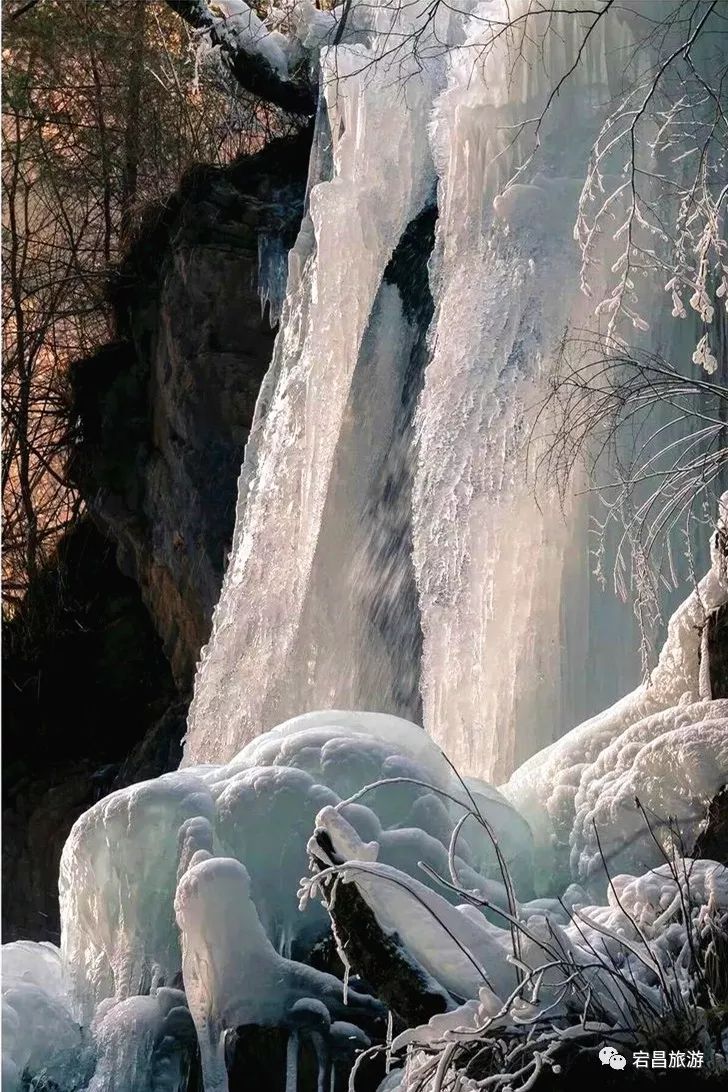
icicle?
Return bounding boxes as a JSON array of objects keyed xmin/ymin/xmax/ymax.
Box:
[
  {"xmin": 257, "ymin": 232, "xmax": 289, "ymax": 327},
  {"xmin": 312, "ymin": 1031, "xmax": 330, "ymax": 1092},
  {"xmin": 385, "ymin": 1009, "xmax": 393, "ymax": 1074},
  {"xmin": 285, "ymin": 1030, "xmax": 299, "ymax": 1092}
]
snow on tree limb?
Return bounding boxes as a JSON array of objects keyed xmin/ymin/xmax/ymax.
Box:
[{"xmin": 165, "ymin": 0, "xmax": 316, "ymax": 115}]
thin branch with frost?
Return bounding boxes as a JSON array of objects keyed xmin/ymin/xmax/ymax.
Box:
[
  {"xmin": 531, "ymin": 332, "xmax": 727, "ymax": 669},
  {"xmin": 574, "ymin": 0, "xmax": 727, "ymax": 356}
]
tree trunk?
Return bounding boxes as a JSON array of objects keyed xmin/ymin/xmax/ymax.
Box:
[
  {"xmin": 120, "ymin": 0, "xmax": 146, "ymax": 243},
  {"xmin": 311, "ymin": 829, "xmax": 454, "ymax": 1028}
]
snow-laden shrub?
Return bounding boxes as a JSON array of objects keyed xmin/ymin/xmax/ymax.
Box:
[{"xmin": 305, "ymin": 788, "xmax": 728, "ymax": 1092}]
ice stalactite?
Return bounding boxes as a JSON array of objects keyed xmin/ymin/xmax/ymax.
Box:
[
  {"xmin": 285, "ymin": 1030, "xmax": 299, "ymax": 1092},
  {"xmin": 59, "ymin": 773, "xmax": 215, "ymax": 1025},
  {"xmin": 257, "ymin": 232, "xmax": 289, "ymax": 327},
  {"xmin": 86, "ymin": 989, "xmax": 196, "ymax": 1092}
]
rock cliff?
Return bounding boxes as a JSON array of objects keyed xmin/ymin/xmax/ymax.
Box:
[
  {"xmin": 2, "ymin": 132, "xmax": 310, "ymax": 940},
  {"xmin": 71, "ymin": 131, "xmax": 310, "ymax": 688}
]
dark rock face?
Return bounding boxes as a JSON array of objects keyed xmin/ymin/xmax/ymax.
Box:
[
  {"xmin": 705, "ymin": 602, "xmax": 728, "ymax": 699},
  {"xmin": 2, "ymin": 520, "xmax": 182, "ymax": 941},
  {"xmin": 3, "ymin": 133, "xmax": 310, "ymax": 941},
  {"xmin": 71, "ymin": 132, "xmax": 310, "ymax": 688},
  {"xmin": 693, "ymin": 786, "xmax": 728, "ymax": 865}
]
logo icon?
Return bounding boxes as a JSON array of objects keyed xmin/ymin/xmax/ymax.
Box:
[{"xmin": 599, "ymin": 1046, "xmax": 627, "ymax": 1070}]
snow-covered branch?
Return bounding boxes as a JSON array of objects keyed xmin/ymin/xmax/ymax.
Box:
[
  {"xmin": 165, "ymin": 0, "xmax": 316, "ymax": 114},
  {"xmin": 573, "ymin": 0, "xmax": 727, "ymax": 360}
]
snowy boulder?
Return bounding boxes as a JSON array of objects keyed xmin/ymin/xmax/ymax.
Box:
[
  {"xmin": 503, "ymin": 554, "xmax": 728, "ymax": 894},
  {"xmin": 308, "ymin": 805, "xmax": 516, "ymax": 1004},
  {"xmin": 571, "ymin": 700, "xmax": 728, "ymax": 893},
  {"xmin": 1, "ymin": 941, "xmax": 90, "ymax": 1092}
]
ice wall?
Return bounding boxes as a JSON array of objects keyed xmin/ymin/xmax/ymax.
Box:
[
  {"xmin": 413, "ymin": 4, "xmax": 647, "ymax": 780},
  {"xmin": 184, "ymin": 1, "xmax": 449, "ymax": 765},
  {"xmin": 186, "ymin": 0, "xmax": 722, "ymax": 782}
]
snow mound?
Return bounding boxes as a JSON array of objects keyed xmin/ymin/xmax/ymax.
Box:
[
  {"xmin": 503, "ymin": 548, "xmax": 728, "ymax": 893},
  {"xmin": 312, "ymin": 815, "xmax": 728, "ymax": 1069},
  {"xmin": 59, "ymin": 710, "xmax": 534, "ymax": 1025},
  {"xmin": 572, "ymin": 701, "xmax": 728, "ymax": 892},
  {"xmin": 2, "ymin": 942, "xmax": 89, "ymax": 1092}
]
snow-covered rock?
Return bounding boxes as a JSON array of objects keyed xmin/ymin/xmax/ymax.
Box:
[
  {"xmin": 59, "ymin": 710, "xmax": 535, "ymax": 1025},
  {"xmin": 1, "ymin": 942, "xmax": 89, "ymax": 1092},
  {"xmin": 504, "ymin": 543, "xmax": 728, "ymax": 893}
]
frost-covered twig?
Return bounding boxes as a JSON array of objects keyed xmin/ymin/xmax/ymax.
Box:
[{"xmin": 531, "ymin": 333, "xmax": 728, "ymax": 669}]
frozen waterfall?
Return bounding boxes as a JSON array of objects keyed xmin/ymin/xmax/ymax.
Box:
[
  {"xmin": 184, "ymin": 1, "xmax": 448, "ymax": 765},
  {"xmin": 184, "ymin": 0, "xmax": 720, "ymax": 780},
  {"xmin": 4, "ymin": 6, "xmax": 726, "ymax": 1091}
]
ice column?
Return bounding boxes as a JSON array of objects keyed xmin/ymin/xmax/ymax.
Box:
[
  {"xmin": 413, "ymin": 2, "xmax": 641, "ymax": 780},
  {"xmin": 184, "ymin": 1, "xmax": 446, "ymax": 766}
]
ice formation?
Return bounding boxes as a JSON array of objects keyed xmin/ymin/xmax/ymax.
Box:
[
  {"xmin": 207, "ymin": 0, "xmax": 291, "ymax": 79},
  {"xmin": 6, "ymin": 581, "xmax": 728, "ymax": 1088},
  {"xmin": 411, "ymin": 4, "xmax": 640, "ymax": 780},
  {"xmin": 86, "ymin": 989, "xmax": 196, "ymax": 1092},
  {"xmin": 2, "ymin": 942, "xmax": 88, "ymax": 1092},
  {"xmin": 184, "ymin": 0, "xmax": 449, "ymax": 766},
  {"xmin": 309, "ymin": 800, "xmax": 728, "ymax": 1092},
  {"xmin": 175, "ymin": 855, "xmax": 380, "ymax": 1092},
  {"xmin": 312, "ymin": 805, "xmax": 728, "ymax": 1026},
  {"xmin": 12, "ymin": 572, "xmax": 722, "ymax": 1089},
  {"xmin": 185, "ymin": 0, "xmax": 720, "ymax": 782},
  {"xmin": 30, "ymin": 711, "xmax": 532, "ymax": 1090}
]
